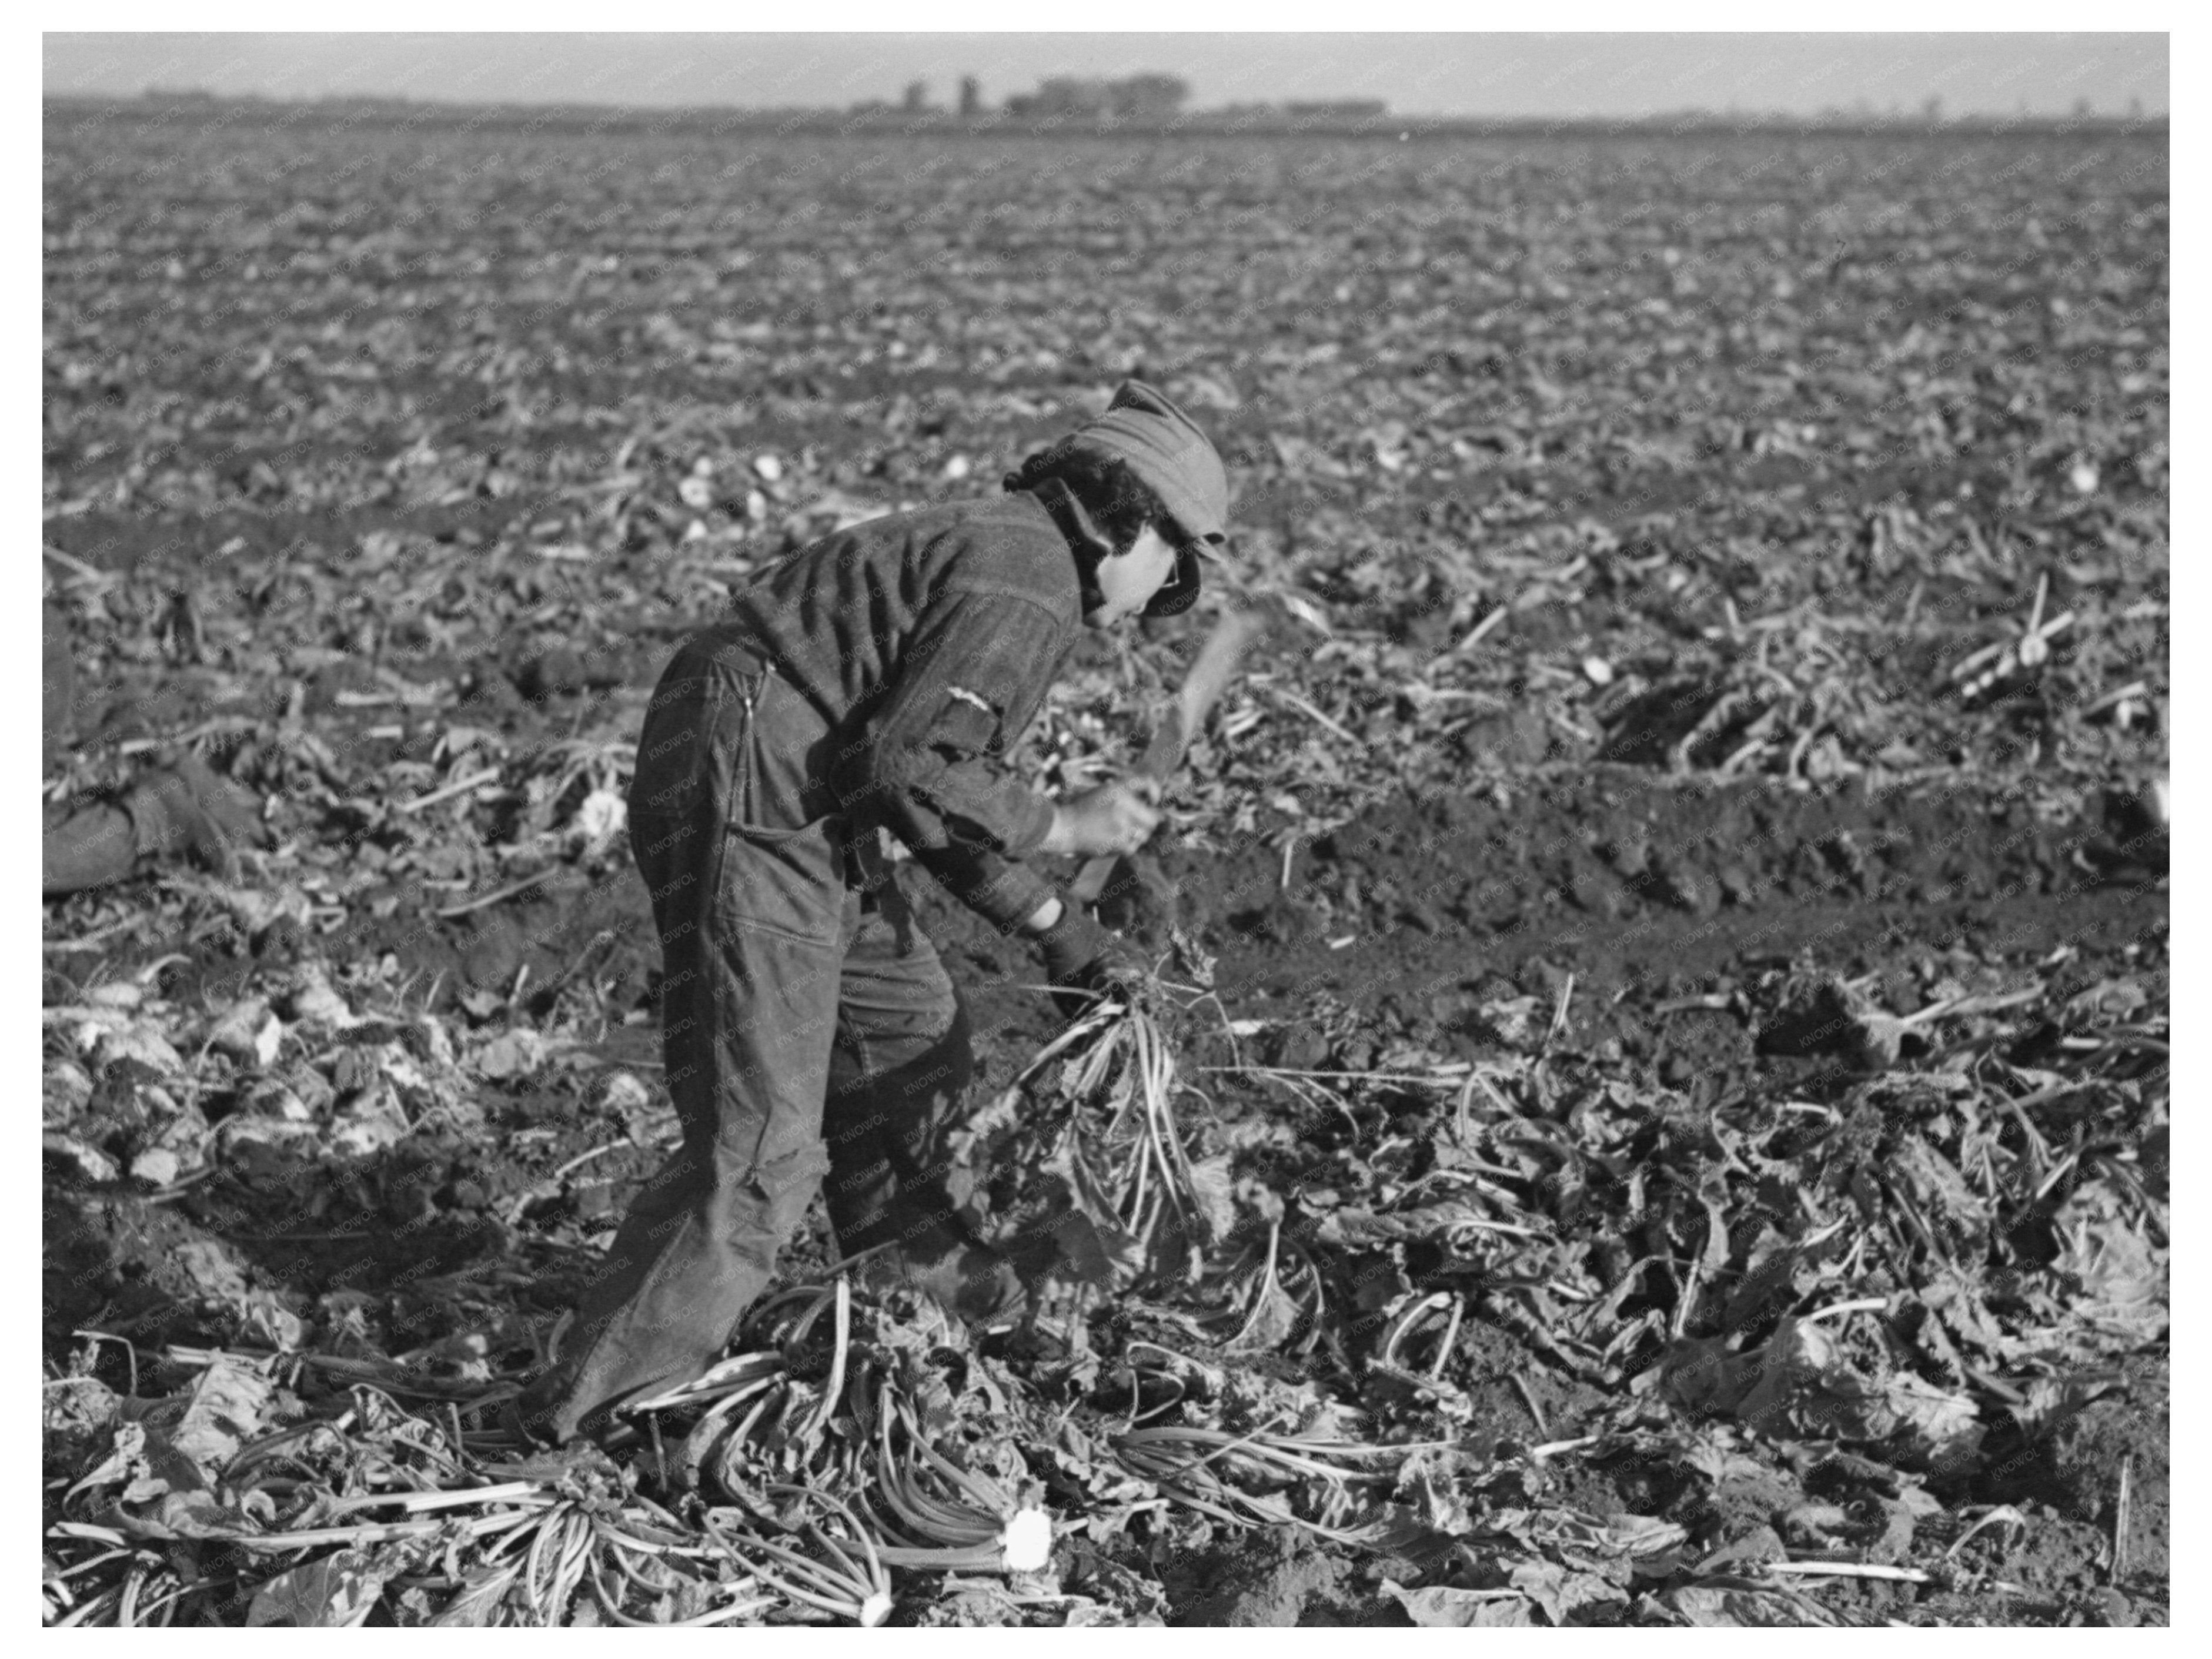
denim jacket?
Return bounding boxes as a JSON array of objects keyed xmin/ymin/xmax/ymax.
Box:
[{"xmin": 723, "ymin": 486, "xmax": 1086, "ymax": 931}]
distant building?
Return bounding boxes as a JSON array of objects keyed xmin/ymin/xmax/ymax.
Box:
[
  {"xmin": 958, "ymin": 75, "xmax": 984, "ymax": 117},
  {"xmin": 1004, "ymin": 73, "xmax": 1190, "ymax": 122}
]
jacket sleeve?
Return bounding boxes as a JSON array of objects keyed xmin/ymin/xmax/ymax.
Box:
[{"xmin": 839, "ymin": 588, "xmax": 1072, "ymax": 930}]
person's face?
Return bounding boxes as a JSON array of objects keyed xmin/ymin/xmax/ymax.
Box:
[{"xmin": 1081, "ymin": 522, "xmax": 1181, "ymax": 628}]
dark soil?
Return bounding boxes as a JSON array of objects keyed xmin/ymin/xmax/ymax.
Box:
[
  {"xmin": 920, "ymin": 764, "xmax": 2164, "ymax": 1079},
  {"xmin": 1159, "ymin": 1527, "xmax": 1381, "ymax": 1627}
]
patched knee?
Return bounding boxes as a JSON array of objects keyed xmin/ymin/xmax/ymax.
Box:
[{"xmin": 743, "ymin": 1141, "xmax": 833, "ymax": 1216}]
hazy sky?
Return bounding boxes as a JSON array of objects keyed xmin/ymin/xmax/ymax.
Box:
[{"xmin": 44, "ymin": 32, "xmax": 2168, "ymax": 119}]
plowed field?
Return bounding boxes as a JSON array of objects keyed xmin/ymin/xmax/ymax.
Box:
[{"xmin": 44, "ymin": 103, "xmax": 2166, "ymax": 1627}]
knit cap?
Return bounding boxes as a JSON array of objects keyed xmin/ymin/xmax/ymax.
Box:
[{"xmin": 1069, "ymin": 380, "xmax": 1231, "ymax": 554}]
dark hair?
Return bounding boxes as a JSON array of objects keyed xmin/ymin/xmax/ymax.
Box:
[{"xmin": 1002, "ymin": 441, "xmax": 1174, "ymax": 556}]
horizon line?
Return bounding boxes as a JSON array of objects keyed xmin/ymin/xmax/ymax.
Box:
[{"xmin": 42, "ymin": 88, "xmax": 2171, "ymax": 131}]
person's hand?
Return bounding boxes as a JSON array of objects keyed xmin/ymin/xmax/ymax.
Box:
[
  {"xmin": 1031, "ymin": 902, "xmax": 1148, "ymax": 1021},
  {"xmin": 1042, "ymin": 780, "xmax": 1161, "ymax": 859}
]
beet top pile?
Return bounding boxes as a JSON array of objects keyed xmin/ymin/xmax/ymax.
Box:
[{"xmin": 43, "ymin": 102, "xmax": 2166, "ymax": 1627}]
